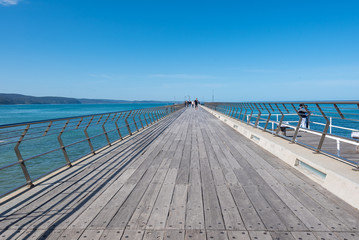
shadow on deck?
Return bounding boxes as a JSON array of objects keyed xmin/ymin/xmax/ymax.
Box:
[{"xmin": 1, "ymin": 107, "xmax": 359, "ymax": 240}]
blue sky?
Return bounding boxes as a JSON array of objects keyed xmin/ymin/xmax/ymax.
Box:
[{"xmin": 1, "ymin": 0, "xmax": 359, "ymax": 102}]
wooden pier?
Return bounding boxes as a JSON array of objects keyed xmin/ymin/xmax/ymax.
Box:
[{"xmin": 1, "ymin": 107, "xmax": 359, "ymax": 240}]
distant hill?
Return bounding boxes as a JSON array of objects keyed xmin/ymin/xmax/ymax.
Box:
[
  {"xmin": 0, "ymin": 93, "xmax": 81, "ymax": 104},
  {"xmin": 0, "ymin": 93, "xmax": 166, "ymax": 105}
]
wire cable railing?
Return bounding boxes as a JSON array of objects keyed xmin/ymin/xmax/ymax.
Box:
[
  {"xmin": 0, "ymin": 104, "xmax": 184, "ymax": 197},
  {"xmin": 204, "ymin": 102, "xmax": 359, "ymax": 168}
]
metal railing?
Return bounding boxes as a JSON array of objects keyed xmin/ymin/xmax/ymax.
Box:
[
  {"xmin": 204, "ymin": 102, "xmax": 359, "ymax": 168},
  {"xmin": 0, "ymin": 104, "xmax": 184, "ymax": 197}
]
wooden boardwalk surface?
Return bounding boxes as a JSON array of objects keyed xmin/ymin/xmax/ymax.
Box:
[{"xmin": 1, "ymin": 107, "xmax": 359, "ymax": 240}]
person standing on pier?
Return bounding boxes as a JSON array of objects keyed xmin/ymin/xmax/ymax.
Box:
[
  {"xmin": 298, "ymin": 104, "xmax": 310, "ymax": 128},
  {"xmin": 194, "ymin": 98, "xmax": 199, "ymax": 110}
]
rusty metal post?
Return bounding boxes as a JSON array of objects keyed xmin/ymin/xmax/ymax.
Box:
[
  {"xmin": 143, "ymin": 110, "xmax": 149, "ymax": 127},
  {"xmin": 102, "ymin": 114, "xmax": 111, "ymax": 146},
  {"xmin": 274, "ymin": 104, "xmax": 285, "ymax": 135},
  {"xmin": 125, "ymin": 111, "xmax": 133, "ymax": 136},
  {"xmin": 254, "ymin": 103, "xmax": 262, "ymax": 127},
  {"xmin": 263, "ymin": 104, "xmax": 272, "ymax": 131},
  {"xmin": 58, "ymin": 120, "xmax": 72, "ymax": 167},
  {"xmin": 132, "ymin": 111, "xmax": 139, "ymax": 132},
  {"xmin": 247, "ymin": 103, "xmax": 254, "ymax": 124},
  {"xmin": 84, "ymin": 116, "xmax": 95, "ymax": 154},
  {"xmin": 115, "ymin": 113, "xmax": 123, "ymax": 140},
  {"xmin": 291, "ymin": 104, "xmax": 302, "ymax": 142},
  {"xmin": 315, "ymin": 104, "xmax": 330, "ymax": 153},
  {"xmin": 14, "ymin": 124, "xmax": 33, "ymax": 187},
  {"xmin": 237, "ymin": 104, "xmax": 243, "ymax": 120}
]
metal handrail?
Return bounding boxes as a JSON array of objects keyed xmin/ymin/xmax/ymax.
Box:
[
  {"xmin": 204, "ymin": 101, "xmax": 359, "ymax": 168},
  {"xmin": 0, "ymin": 104, "xmax": 184, "ymax": 197}
]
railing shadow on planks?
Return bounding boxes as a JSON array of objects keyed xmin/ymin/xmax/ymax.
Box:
[
  {"xmin": 0, "ymin": 104, "xmax": 184, "ymax": 197},
  {"xmin": 204, "ymin": 101, "xmax": 359, "ymax": 168}
]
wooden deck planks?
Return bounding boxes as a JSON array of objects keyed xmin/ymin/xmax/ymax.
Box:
[{"xmin": 1, "ymin": 107, "xmax": 359, "ymax": 239}]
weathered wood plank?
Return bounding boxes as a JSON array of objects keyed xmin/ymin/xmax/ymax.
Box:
[
  {"xmin": 269, "ymin": 232, "xmax": 295, "ymax": 240},
  {"xmin": 227, "ymin": 231, "xmax": 251, "ymax": 240},
  {"xmin": 229, "ymin": 183, "xmax": 266, "ymax": 231},
  {"xmin": 78, "ymin": 229, "xmax": 104, "ymax": 240},
  {"xmin": 142, "ymin": 230, "xmax": 164, "ymax": 240},
  {"xmin": 126, "ymin": 169, "xmax": 167, "ymax": 230},
  {"xmin": 53, "ymin": 228, "xmax": 84, "ymax": 240},
  {"xmin": 120, "ymin": 229, "xmax": 144, "ymax": 240},
  {"xmin": 163, "ymin": 229, "xmax": 185, "ymax": 240},
  {"xmin": 185, "ymin": 230, "xmax": 206, "ymax": 240},
  {"xmin": 334, "ymin": 232, "xmax": 359, "ymax": 240},
  {"xmin": 313, "ymin": 231, "xmax": 340, "ymax": 240},
  {"xmin": 206, "ymin": 230, "xmax": 229, "ymax": 240},
  {"xmin": 197, "ymin": 127, "xmax": 225, "ymax": 230},
  {"xmin": 166, "ymin": 184, "xmax": 188, "ymax": 229},
  {"xmin": 248, "ymin": 231, "xmax": 272, "ymax": 240},
  {"xmin": 99, "ymin": 230, "xmax": 123, "ymax": 240},
  {"xmin": 186, "ymin": 120, "xmax": 205, "ymax": 230},
  {"xmin": 0, "ymin": 229, "xmax": 25, "ymax": 239},
  {"xmin": 290, "ymin": 231, "xmax": 318, "ymax": 240},
  {"xmin": 146, "ymin": 168, "xmax": 177, "ymax": 230}
]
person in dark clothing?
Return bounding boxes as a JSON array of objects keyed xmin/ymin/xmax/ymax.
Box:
[
  {"xmin": 298, "ymin": 104, "xmax": 310, "ymax": 128},
  {"xmin": 194, "ymin": 98, "xmax": 199, "ymax": 110}
]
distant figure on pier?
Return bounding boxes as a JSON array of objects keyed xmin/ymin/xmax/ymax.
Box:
[
  {"xmin": 194, "ymin": 98, "xmax": 199, "ymax": 110},
  {"xmin": 298, "ymin": 104, "xmax": 310, "ymax": 128}
]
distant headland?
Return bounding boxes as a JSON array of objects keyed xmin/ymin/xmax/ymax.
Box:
[{"xmin": 0, "ymin": 93, "xmax": 166, "ymax": 105}]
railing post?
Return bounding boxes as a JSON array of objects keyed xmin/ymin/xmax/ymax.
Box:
[
  {"xmin": 274, "ymin": 104, "xmax": 285, "ymax": 135},
  {"xmin": 132, "ymin": 111, "xmax": 139, "ymax": 132},
  {"xmin": 115, "ymin": 113, "xmax": 123, "ymax": 140},
  {"xmin": 291, "ymin": 104, "xmax": 302, "ymax": 142},
  {"xmin": 154, "ymin": 111, "xmax": 159, "ymax": 121},
  {"xmin": 84, "ymin": 116, "xmax": 95, "ymax": 154},
  {"xmin": 242, "ymin": 108, "xmax": 248, "ymax": 122},
  {"xmin": 14, "ymin": 124, "xmax": 33, "ymax": 187},
  {"xmin": 254, "ymin": 103, "xmax": 262, "ymax": 127},
  {"xmin": 263, "ymin": 104, "xmax": 272, "ymax": 131},
  {"xmin": 138, "ymin": 110, "xmax": 145, "ymax": 129},
  {"xmin": 330, "ymin": 117, "xmax": 332, "ymax": 134},
  {"xmin": 151, "ymin": 112, "xmax": 156, "ymax": 123},
  {"xmin": 233, "ymin": 106, "xmax": 239, "ymax": 118},
  {"xmin": 247, "ymin": 103, "xmax": 254, "ymax": 124},
  {"xmin": 237, "ymin": 104, "xmax": 243, "ymax": 120},
  {"xmin": 58, "ymin": 120, "xmax": 72, "ymax": 167},
  {"xmin": 125, "ymin": 111, "xmax": 133, "ymax": 136},
  {"xmin": 143, "ymin": 110, "xmax": 149, "ymax": 126},
  {"xmin": 102, "ymin": 114, "xmax": 111, "ymax": 146},
  {"xmin": 315, "ymin": 104, "xmax": 330, "ymax": 153}
]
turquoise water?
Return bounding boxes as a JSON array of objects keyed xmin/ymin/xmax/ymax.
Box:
[
  {"xmin": 0, "ymin": 103, "xmax": 172, "ymax": 196},
  {"xmin": 0, "ymin": 103, "xmax": 172, "ymax": 126}
]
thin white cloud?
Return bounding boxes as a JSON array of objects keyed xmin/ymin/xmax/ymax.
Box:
[
  {"xmin": 88, "ymin": 73, "xmax": 113, "ymax": 80},
  {"xmin": 149, "ymin": 74, "xmax": 216, "ymax": 80},
  {"xmin": 0, "ymin": 0, "xmax": 20, "ymax": 6},
  {"xmin": 241, "ymin": 69, "xmax": 280, "ymax": 73},
  {"xmin": 287, "ymin": 79, "xmax": 359, "ymax": 87},
  {"xmin": 162, "ymin": 82, "xmax": 226, "ymax": 89}
]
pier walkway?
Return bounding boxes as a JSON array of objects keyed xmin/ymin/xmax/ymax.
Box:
[{"xmin": 1, "ymin": 107, "xmax": 359, "ymax": 240}]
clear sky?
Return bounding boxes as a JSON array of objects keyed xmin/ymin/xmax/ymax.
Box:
[{"xmin": 1, "ymin": 0, "xmax": 359, "ymax": 102}]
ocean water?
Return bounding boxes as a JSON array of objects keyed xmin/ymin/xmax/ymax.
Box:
[
  {"xmin": 0, "ymin": 103, "xmax": 172, "ymax": 126},
  {"xmin": 0, "ymin": 103, "xmax": 173, "ymax": 196}
]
